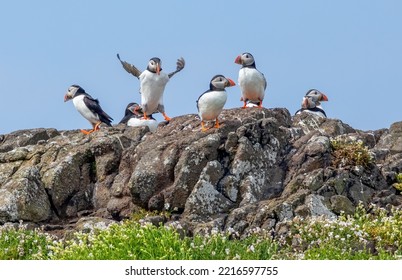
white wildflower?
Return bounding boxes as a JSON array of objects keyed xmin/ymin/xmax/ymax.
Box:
[
  {"xmin": 233, "ymin": 254, "xmax": 241, "ymax": 260},
  {"xmin": 227, "ymin": 227, "xmax": 235, "ymax": 235}
]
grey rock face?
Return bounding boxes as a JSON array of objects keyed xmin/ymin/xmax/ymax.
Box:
[{"xmin": 1, "ymin": 110, "xmax": 401, "ymax": 237}]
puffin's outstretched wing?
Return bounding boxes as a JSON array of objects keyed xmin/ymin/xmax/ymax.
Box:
[
  {"xmin": 83, "ymin": 96, "xmax": 113, "ymax": 126},
  {"xmin": 168, "ymin": 57, "xmax": 185, "ymax": 78},
  {"xmin": 117, "ymin": 53, "xmax": 142, "ymax": 79}
]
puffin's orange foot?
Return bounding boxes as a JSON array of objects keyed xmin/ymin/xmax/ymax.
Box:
[
  {"xmin": 242, "ymin": 101, "xmax": 247, "ymax": 109},
  {"xmin": 93, "ymin": 122, "xmax": 102, "ymax": 131},
  {"xmin": 141, "ymin": 112, "xmax": 151, "ymax": 120},
  {"xmin": 162, "ymin": 113, "xmax": 171, "ymax": 121},
  {"xmin": 214, "ymin": 119, "xmax": 220, "ymax": 129},
  {"xmin": 80, "ymin": 129, "xmax": 93, "ymax": 135},
  {"xmin": 201, "ymin": 121, "xmax": 208, "ymax": 132}
]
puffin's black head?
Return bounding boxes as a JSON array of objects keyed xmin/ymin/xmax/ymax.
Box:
[
  {"xmin": 209, "ymin": 75, "xmax": 236, "ymax": 91},
  {"xmin": 119, "ymin": 102, "xmax": 143, "ymax": 124},
  {"xmin": 303, "ymin": 89, "xmax": 328, "ymax": 107},
  {"xmin": 234, "ymin": 52, "xmax": 256, "ymax": 68},
  {"xmin": 301, "ymin": 89, "xmax": 329, "ymax": 109},
  {"xmin": 126, "ymin": 102, "xmax": 143, "ymax": 115},
  {"xmin": 64, "ymin": 84, "xmax": 85, "ymax": 102},
  {"xmin": 147, "ymin": 57, "xmax": 162, "ymax": 75}
]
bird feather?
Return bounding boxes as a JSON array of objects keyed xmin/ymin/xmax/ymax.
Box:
[
  {"xmin": 83, "ymin": 96, "xmax": 113, "ymax": 126},
  {"xmin": 168, "ymin": 57, "xmax": 185, "ymax": 78},
  {"xmin": 116, "ymin": 53, "xmax": 142, "ymax": 79}
]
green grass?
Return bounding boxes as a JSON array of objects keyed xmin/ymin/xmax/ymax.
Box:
[
  {"xmin": 1, "ymin": 204, "xmax": 401, "ymax": 260},
  {"xmin": 0, "ymin": 223, "xmax": 55, "ymax": 260},
  {"xmin": 47, "ymin": 221, "xmax": 279, "ymax": 260}
]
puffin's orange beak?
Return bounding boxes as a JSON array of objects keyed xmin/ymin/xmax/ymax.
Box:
[
  {"xmin": 234, "ymin": 55, "xmax": 242, "ymax": 64},
  {"xmin": 64, "ymin": 94, "xmax": 70, "ymax": 102},
  {"xmin": 156, "ymin": 63, "xmax": 160, "ymax": 75},
  {"xmin": 226, "ymin": 78, "xmax": 236, "ymax": 87},
  {"xmin": 321, "ymin": 94, "xmax": 328, "ymax": 101}
]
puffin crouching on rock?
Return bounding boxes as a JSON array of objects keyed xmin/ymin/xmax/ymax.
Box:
[
  {"xmin": 119, "ymin": 102, "xmax": 158, "ymax": 132},
  {"xmin": 64, "ymin": 85, "xmax": 113, "ymax": 134},
  {"xmin": 196, "ymin": 75, "xmax": 235, "ymax": 132}
]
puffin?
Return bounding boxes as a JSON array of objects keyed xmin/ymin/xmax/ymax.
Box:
[
  {"xmin": 295, "ymin": 89, "xmax": 329, "ymax": 118},
  {"xmin": 64, "ymin": 85, "xmax": 113, "ymax": 134},
  {"xmin": 234, "ymin": 52, "xmax": 267, "ymax": 108},
  {"xmin": 119, "ymin": 102, "xmax": 158, "ymax": 132},
  {"xmin": 117, "ymin": 54, "xmax": 185, "ymax": 121},
  {"xmin": 196, "ymin": 75, "xmax": 236, "ymax": 131}
]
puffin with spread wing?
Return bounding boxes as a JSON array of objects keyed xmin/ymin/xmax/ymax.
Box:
[{"xmin": 117, "ymin": 54, "xmax": 185, "ymax": 121}]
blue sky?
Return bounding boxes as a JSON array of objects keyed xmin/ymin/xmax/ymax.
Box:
[{"xmin": 1, "ymin": 0, "xmax": 401, "ymax": 134}]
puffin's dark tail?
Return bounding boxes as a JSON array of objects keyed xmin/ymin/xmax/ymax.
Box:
[{"xmin": 99, "ymin": 111, "xmax": 113, "ymax": 126}]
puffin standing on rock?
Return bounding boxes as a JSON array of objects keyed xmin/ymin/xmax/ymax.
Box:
[
  {"xmin": 295, "ymin": 89, "xmax": 329, "ymax": 118},
  {"xmin": 196, "ymin": 75, "xmax": 235, "ymax": 131},
  {"xmin": 64, "ymin": 85, "xmax": 113, "ymax": 134},
  {"xmin": 119, "ymin": 102, "xmax": 158, "ymax": 132},
  {"xmin": 234, "ymin": 52, "xmax": 267, "ymax": 108},
  {"xmin": 117, "ymin": 54, "xmax": 185, "ymax": 121}
]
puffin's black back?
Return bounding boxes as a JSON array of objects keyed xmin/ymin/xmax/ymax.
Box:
[{"xmin": 83, "ymin": 96, "xmax": 113, "ymax": 126}]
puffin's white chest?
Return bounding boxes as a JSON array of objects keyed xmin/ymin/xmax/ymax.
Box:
[
  {"xmin": 127, "ymin": 118, "xmax": 158, "ymax": 132},
  {"xmin": 296, "ymin": 105, "xmax": 327, "ymax": 118},
  {"xmin": 309, "ymin": 111, "xmax": 326, "ymax": 118},
  {"xmin": 139, "ymin": 70, "xmax": 170, "ymax": 114},
  {"xmin": 307, "ymin": 105, "xmax": 326, "ymax": 118},
  {"xmin": 197, "ymin": 90, "xmax": 227, "ymax": 121},
  {"xmin": 73, "ymin": 95, "xmax": 99, "ymax": 124},
  {"xmin": 238, "ymin": 68, "xmax": 266, "ymax": 101}
]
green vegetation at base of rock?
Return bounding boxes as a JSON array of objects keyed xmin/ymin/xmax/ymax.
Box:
[{"xmin": 1, "ymin": 204, "xmax": 401, "ymax": 260}]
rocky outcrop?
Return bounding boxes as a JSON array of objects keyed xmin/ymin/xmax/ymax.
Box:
[{"xmin": 1, "ymin": 109, "xmax": 401, "ymax": 236}]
